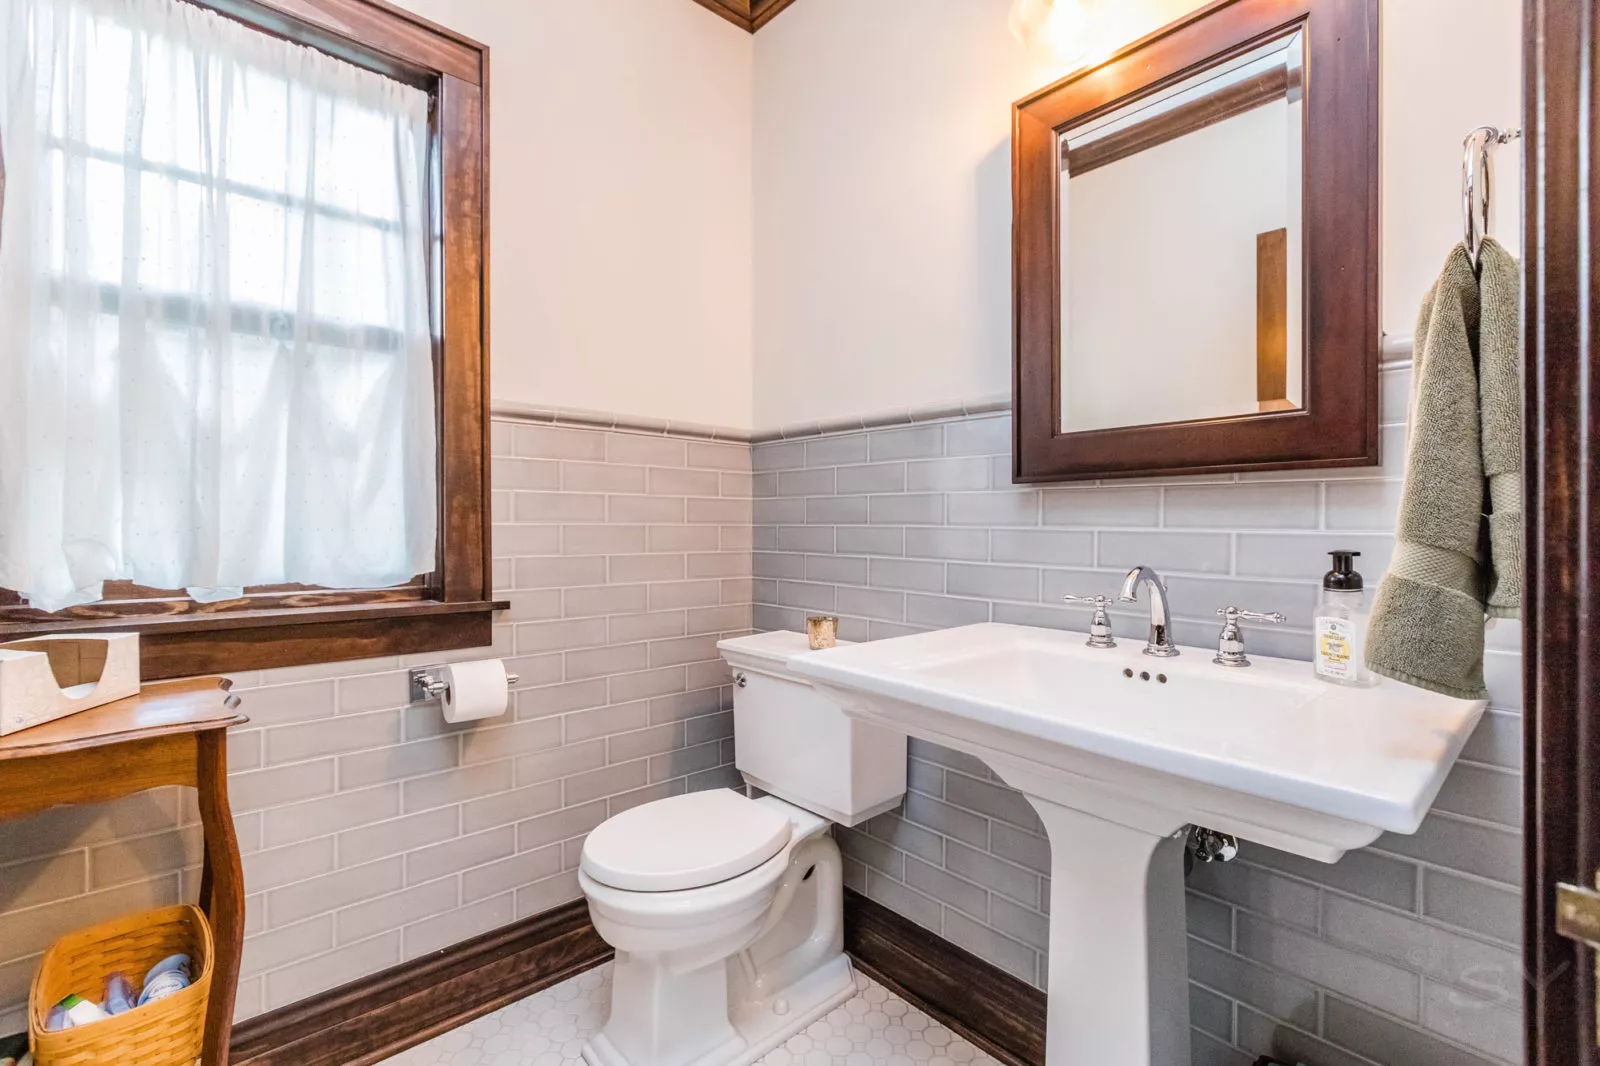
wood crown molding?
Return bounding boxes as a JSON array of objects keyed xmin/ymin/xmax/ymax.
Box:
[{"xmin": 689, "ymin": 0, "xmax": 802, "ymax": 33}]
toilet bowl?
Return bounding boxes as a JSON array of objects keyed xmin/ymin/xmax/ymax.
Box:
[
  {"xmin": 577, "ymin": 632, "xmax": 908, "ymax": 1066},
  {"xmin": 578, "ymin": 792, "xmax": 850, "ymax": 1066}
]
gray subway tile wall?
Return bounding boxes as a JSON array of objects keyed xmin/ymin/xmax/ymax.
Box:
[
  {"xmin": 752, "ymin": 357, "xmax": 1526, "ymax": 1066},
  {"xmin": 0, "ymin": 369, "xmax": 1527, "ymax": 1066},
  {"xmin": 0, "ymin": 419, "xmax": 751, "ymax": 1031}
]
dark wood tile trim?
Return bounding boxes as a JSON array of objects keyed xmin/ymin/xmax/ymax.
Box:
[
  {"xmin": 843, "ymin": 889, "xmax": 1046, "ymax": 1066},
  {"xmin": 230, "ymin": 899, "xmax": 611, "ymax": 1066}
]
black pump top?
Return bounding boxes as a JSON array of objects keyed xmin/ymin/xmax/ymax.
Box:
[{"xmin": 1324, "ymin": 550, "xmax": 1364, "ymax": 591}]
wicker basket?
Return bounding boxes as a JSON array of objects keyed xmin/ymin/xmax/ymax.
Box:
[{"xmin": 28, "ymin": 904, "xmax": 213, "ymax": 1066}]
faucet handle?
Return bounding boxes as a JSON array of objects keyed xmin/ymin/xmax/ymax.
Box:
[
  {"xmin": 1213, "ymin": 606, "xmax": 1285, "ymax": 668},
  {"xmin": 1062, "ymin": 594, "xmax": 1117, "ymax": 649},
  {"xmin": 1217, "ymin": 606, "xmax": 1286, "ymax": 624}
]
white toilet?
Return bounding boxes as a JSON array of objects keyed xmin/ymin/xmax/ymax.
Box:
[{"xmin": 577, "ymin": 631, "xmax": 907, "ymax": 1066}]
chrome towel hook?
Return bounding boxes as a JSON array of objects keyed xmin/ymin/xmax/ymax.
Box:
[{"xmin": 1463, "ymin": 125, "xmax": 1521, "ymax": 265}]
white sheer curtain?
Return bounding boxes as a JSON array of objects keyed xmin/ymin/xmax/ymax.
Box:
[{"xmin": 0, "ymin": 0, "xmax": 438, "ymax": 612}]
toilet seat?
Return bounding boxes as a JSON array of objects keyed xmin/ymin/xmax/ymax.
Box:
[{"xmin": 581, "ymin": 790, "xmax": 793, "ymax": 892}]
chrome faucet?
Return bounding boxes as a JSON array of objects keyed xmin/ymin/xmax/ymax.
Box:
[{"xmin": 1119, "ymin": 566, "xmax": 1180, "ymax": 657}]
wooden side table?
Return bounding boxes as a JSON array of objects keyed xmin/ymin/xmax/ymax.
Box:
[{"xmin": 0, "ymin": 678, "xmax": 248, "ymax": 1065}]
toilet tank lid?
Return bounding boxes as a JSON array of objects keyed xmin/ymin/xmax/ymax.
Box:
[
  {"xmin": 717, "ymin": 631, "xmax": 853, "ymax": 680},
  {"xmin": 580, "ymin": 789, "xmax": 794, "ymax": 893}
]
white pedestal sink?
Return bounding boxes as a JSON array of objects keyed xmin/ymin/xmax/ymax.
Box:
[{"xmin": 790, "ymin": 623, "xmax": 1486, "ymax": 1066}]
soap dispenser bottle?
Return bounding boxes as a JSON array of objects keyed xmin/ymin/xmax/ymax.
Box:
[{"xmin": 1314, "ymin": 550, "xmax": 1373, "ymax": 686}]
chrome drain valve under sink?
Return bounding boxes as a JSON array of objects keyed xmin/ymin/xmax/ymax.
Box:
[{"xmin": 1186, "ymin": 826, "xmax": 1239, "ymax": 864}]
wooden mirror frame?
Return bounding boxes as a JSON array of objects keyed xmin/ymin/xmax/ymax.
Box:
[{"xmin": 1012, "ymin": 0, "xmax": 1379, "ymax": 483}]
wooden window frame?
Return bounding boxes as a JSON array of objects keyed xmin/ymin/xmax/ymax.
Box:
[{"xmin": 0, "ymin": 0, "xmax": 503, "ymax": 680}]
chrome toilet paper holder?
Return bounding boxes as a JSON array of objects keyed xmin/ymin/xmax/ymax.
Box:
[{"xmin": 409, "ymin": 665, "xmax": 519, "ymax": 703}]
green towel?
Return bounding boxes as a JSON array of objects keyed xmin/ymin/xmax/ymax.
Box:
[
  {"xmin": 1366, "ymin": 245, "xmax": 1490, "ymax": 699},
  {"xmin": 1477, "ymin": 237, "xmax": 1522, "ymax": 618}
]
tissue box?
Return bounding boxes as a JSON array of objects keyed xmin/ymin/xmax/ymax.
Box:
[{"xmin": 0, "ymin": 634, "xmax": 140, "ymax": 736}]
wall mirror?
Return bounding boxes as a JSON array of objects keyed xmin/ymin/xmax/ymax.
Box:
[{"xmin": 1013, "ymin": 0, "xmax": 1379, "ymax": 481}]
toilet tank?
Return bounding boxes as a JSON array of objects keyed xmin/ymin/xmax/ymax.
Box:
[{"xmin": 718, "ymin": 632, "xmax": 906, "ymax": 827}]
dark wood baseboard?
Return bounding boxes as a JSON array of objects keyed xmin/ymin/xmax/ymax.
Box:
[
  {"xmin": 229, "ymin": 899, "xmax": 610, "ymax": 1066},
  {"xmin": 843, "ymin": 889, "xmax": 1046, "ymax": 1066},
  {"xmin": 226, "ymin": 889, "xmax": 1044, "ymax": 1066}
]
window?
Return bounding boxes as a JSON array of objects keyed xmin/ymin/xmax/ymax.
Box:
[{"xmin": 0, "ymin": 0, "xmax": 496, "ymax": 679}]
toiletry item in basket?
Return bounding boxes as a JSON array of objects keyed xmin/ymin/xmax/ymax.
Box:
[
  {"xmin": 136, "ymin": 954, "xmax": 192, "ymax": 1006},
  {"xmin": 1314, "ymin": 551, "xmax": 1374, "ymax": 686},
  {"xmin": 46, "ymin": 995, "xmax": 107, "ymax": 1030},
  {"xmin": 104, "ymin": 972, "xmax": 134, "ymax": 1015}
]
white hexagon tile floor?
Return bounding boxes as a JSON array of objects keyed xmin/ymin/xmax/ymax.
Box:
[{"xmin": 378, "ymin": 962, "xmax": 999, "ymax": 1066}]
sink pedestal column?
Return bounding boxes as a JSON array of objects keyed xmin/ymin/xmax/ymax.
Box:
[
  {"xmin": 795, "ymin": 623, "xmax": 1487, "ymax": 1066},
  {"xmin": 1025, "ymin": 797, "xmax": 1191, "ymax": 1066}
]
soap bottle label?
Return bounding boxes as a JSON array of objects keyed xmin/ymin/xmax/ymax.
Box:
[{"xmin": 1316, "ymin": 618, "xmax": 1354, "ymax": 679}]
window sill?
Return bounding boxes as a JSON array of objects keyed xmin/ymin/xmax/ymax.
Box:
[{"xmin": 0, "ymin": 600, "xmax": 509, "ymax": 681}]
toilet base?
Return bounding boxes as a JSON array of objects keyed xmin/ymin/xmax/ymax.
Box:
[
  {"xmin": 580, "ymin": 953, "xmax": 855, "ymax": 1066},
  {"xmin": 729, "ymin": 953, "xmax": 856, "ymax": 1065}
]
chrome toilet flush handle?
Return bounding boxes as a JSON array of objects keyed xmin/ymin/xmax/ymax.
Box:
[
  {"xmin": 1213, "ymin": 606, "xmax": 1286, "ymax": 668},
  {"xmin": 1062, "ymin": 594, "xmax": 1117, "ymax": 648}
]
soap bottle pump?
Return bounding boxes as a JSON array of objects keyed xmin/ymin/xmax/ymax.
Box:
[{"xmin": 1314, "ymin": 550, "xmax": 1373, "ymax": 686}]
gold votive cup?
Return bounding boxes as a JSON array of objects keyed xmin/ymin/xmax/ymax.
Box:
[{"xmin": 807, "ymin": 615, "xmax": 839, "ymax": 650}]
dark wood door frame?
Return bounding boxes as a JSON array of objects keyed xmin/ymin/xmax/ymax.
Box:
[{"xmin": 1523, "ymin": 0, "xmax": 1598, "ymax": 1063}]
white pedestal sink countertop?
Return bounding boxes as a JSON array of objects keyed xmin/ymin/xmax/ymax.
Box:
[
  {"xmin": 788, "ymin": 622, "xmax": 1487, "ymax": 1066},
  {"xmin": 792, "ymin": 622, "xmax": 1484, "ymax": 857}
]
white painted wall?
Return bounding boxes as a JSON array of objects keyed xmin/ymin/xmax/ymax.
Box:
[
  {"xmin": 752, "ymin": 0, "xmax": 1523, "ymax": 429},
  {"xmin": 374, "ymin": 0, "xmax": 1520, "ymax": 433},
  {"xmin": 391, "ymin": 0, "xmax": 756, "ymax": 430}
]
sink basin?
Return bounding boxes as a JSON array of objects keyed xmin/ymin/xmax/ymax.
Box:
[
  {"xmin": 795, "ymin": 622, "xmax": 1481, "ymax": 855},
  {"xmin": 790, "ymin": 622, "xmax": 1486, "ymax": 1066}
]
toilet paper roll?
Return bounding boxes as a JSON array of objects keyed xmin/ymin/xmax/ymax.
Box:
[{"xmin": 440, "ymin": 659, "xmax": 511, "ymax": 723}]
